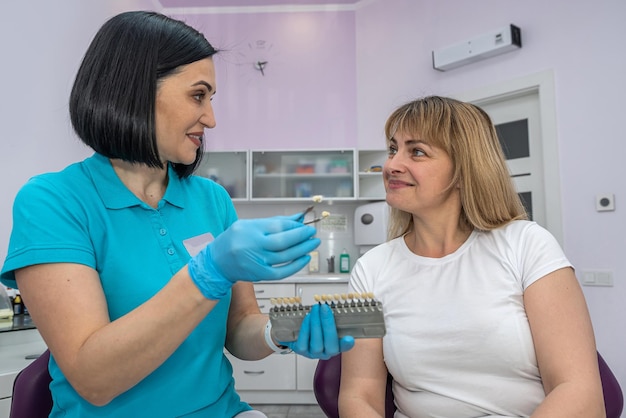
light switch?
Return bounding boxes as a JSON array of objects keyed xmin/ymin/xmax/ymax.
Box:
[
  {"xmin": 582, "ymin": 271, "xmax": 596, "ymax": 284},
  {"xmin": 595, "ymin": 272, "xmax": 613, "ymax": 286},
  {"xmin": 581, "ymin": 271, "xmax": 614, "ymax": 287}
]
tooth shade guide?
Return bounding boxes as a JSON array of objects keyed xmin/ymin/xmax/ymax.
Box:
[{"xmin": 269, "ymin": 293, "xmax": 386, "ymax": 341}]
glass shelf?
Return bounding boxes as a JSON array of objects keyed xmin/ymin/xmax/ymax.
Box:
[
  {"xmin": 252, "ymin": 150, "xmax": 355, "ymax": 200},
  {"xmin": 357, "ymin": 149, "xmax": 386, "ymax": 200}
]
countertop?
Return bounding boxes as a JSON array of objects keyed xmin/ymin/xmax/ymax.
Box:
[
  {"xmin": 267, "ymin": 274, "xmax": 349, "ymax": 284},
  {"xmin": 0, "ymin": 315, "xmax": 36, "ymax": 334}
]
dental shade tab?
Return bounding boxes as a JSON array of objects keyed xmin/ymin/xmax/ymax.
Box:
[{"xmin": 269, "ymin": 293, "xmax": 386, "ymax": 342}]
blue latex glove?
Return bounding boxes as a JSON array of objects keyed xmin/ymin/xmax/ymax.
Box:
[
  {"xmin": 280, "ymin": 303, "xmax": 355, "ymax": 360},
  {"xmin": 188, "ymin": 214, "xmax": 321, "ymax": 300}
]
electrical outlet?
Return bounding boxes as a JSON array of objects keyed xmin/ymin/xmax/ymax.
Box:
[{"xmin": 596, "ymin": 194, "xmax": 615, "ymax": 212}]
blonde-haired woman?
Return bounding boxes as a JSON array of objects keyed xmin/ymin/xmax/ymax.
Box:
[{"xmin": 339, "ymin": 96, "xmax": 604, "ymax": 417}]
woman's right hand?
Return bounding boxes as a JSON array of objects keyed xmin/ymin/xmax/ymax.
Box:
[
  {"xmin": 278, "ymin": 303, "xmax": 355, "ymax": 360},
  {"xmin": 188, "ymin": 214, "xmax": 320, "ymax": 300}
]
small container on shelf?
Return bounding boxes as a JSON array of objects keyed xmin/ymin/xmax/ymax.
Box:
[
  {"xmin": 0, "ymin": 286, "xmax": 15, "ymax": 323},
  {"xmin": 315, "ymin": 158, "xmax": 330, "ymax": 173},
  {"xmin": 329, "ymin": 159, "xmax": 349, "ymax": 173},
  {"xmin": 294, "ymin": 182, "xmax": 312, "ymax": 198},
  {"xmin": 339, "ymin": 249, "xmax": 350, "ymax": 273},
  {"xmin": 295, "ymin": 159, "xmax": 315, "ymax": 174},
  {"xmin": 327, "ymin": 256, "xmax": 335, "ymax": 273},
  {"xmin": 13, "ymin": 294, "xmax": 24, "ymax": 315},
  {"xmin": 309, "ymin": 251, "xmax": 320, "ymax": 273}
]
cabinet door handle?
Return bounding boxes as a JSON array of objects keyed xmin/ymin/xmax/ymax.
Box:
[
  {"xmin": 243, "ymin": 370, "xmax": 266, "ymax": 375},
  {"xmin": 255, "ymin": 289, "xmax": 265, "ymax": 294},
  {"xmin": 258, "ymin": 304, "xmax": 266, "ymax": 310}
]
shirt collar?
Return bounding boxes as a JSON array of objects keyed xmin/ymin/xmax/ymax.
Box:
[{"xmin": 85, "ymin": 153, "xmax": 186, "ymax": 210}]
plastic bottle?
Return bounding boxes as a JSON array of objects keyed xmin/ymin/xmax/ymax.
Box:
[
  {"xmin": 309, "ymin": 251, "xmax": 320, "ymax": 273},
  {"xmin": 13, "ymin": 294, "xmax": 23, "ymax": 315},
  {"xmin": 339, "ymin": 249, "xmax": 350, "ymax": 273}
]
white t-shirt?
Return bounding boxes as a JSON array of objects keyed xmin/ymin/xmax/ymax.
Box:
[{"xmin": 349, "ymin": 220, "xmax": 572, "ymax": 418}]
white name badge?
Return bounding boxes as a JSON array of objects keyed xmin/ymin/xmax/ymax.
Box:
[{"xmin": 183, "ymin": 232, "xmax": 215, "ymax": 257}]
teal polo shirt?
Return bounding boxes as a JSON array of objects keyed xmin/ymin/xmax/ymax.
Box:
[{"xmin": 1, "ymin": 153, "xmax": 250, "ymax": 417}]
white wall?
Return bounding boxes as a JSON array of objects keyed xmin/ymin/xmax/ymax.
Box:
[
  {"xmin": 356, "ymin": 0, "xmax": 626, "ymax": 403},
  {"xmin": 0, "ymin": 0, "xmax": 156, "ymax": 264}
]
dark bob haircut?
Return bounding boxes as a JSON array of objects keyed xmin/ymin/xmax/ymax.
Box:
[{"xmin": 69, "ymin": 11, "xmax": 218, "ymax": 178}]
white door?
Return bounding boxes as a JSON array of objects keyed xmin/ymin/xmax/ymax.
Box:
[
  {"xmin": 479, "ymin": 91, "xmax": 545, "ymax": 226},
  {"xmin": 454, "ymin": 71, "xmax": 563, "ymax": 244}
]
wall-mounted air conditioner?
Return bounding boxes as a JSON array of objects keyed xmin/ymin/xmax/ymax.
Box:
[{"xmin": 432, "ymin": 24, "xmax": 522, "ymax": 71}]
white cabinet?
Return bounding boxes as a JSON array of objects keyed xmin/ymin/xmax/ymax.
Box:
[
  {"xmin": 0, "ymin": 398, "xmax": 9, "ymax": 418},
  {"xmin": 227, "ymin": 352, "xmax": 296, "ymax": 391},
  {"xmin": 197, "ymin": 150, "xmax": 248, "ymax": 201},
  {"xmin": 231, "ymin": 279, "xmax": 348, "ymax": 404},
  {"xmin": 0, "ymin": 329, "xmax": 47, "ymax": 418},
  {"xmin": 226, "ymin": 282, "xmax": 296, "ymax": 392},
  {"xmin": 200, "ymin": 149, "xmax": 386, "ymax": 202}
]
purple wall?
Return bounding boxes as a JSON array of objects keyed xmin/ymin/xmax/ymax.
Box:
[{"xmin": 171, "ymin": 11, "xmax": 357, "ymax": 151}]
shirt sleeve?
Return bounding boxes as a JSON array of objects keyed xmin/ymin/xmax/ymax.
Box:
[
  {"xmin": 1, "ymin": 176, "xmax": 95, "ymax": 287},
  {"xmin": 516, "ymin": 222, "xmax": 572, "ymax": 290},
  {"xmin": 349, "ymin": 256, "xmax": 370, "ymax": 294}
]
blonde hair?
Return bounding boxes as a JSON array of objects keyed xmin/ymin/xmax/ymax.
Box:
[{"xmin": 385, "ymin": 96, "xmax": 528, "ymax": 240}]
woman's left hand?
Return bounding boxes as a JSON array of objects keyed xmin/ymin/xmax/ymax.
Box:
[{"xmin": 280, "ymin": 303, "xmax": 355, "ymax": 359}]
